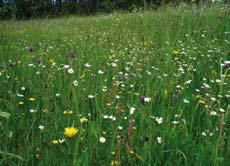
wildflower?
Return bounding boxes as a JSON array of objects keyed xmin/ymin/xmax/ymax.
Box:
[
  {"xmin": 118, "ymin": 126, "xmax": 123, "ymax": 130},
  {"xmin": 155, "ymin": 117, "xmax": 163, "ymax": 124},
  {"xmin": 84, "ymin": 63, "xmax": 91, "ymax": 68},
  {"xmin": 130, "ymin": 107, "xmax": 136, "ymax": 115},
  {"xmin": 63, "ymin": 110, "xmax": 74, "ymax": 115},
  {"xmin": 201, "ymin": 132, "xmax": 206, "ymax": 137},
  {"xmin": 17, "ymin": 94, "xmax": 24, "ymax": 97},
  {"xmin": 173, "ymin": 50, "xmax": 180, "ymax": 56},
  {"xmin": 102, "ymin": 87, "xmax": 107, "ymax": 92},
  {"xmin": 140, "ymin": 96, "xmax": 151, "ymax": 104},
  {"xmin": 63, "ymin": 65, "xmax": 70, "ymax": 69},
  {"xmin": 21, "ymin": 87, "xmax": 26, "ymax": 91},
  {"xmin": 157, "ymin": 137, "xmax": 163, "ymax": 144},
  {"xmin": 73, "ymin": 80, "xmax": 78, "ymax": 86},
  {"xmin": 64, "ymin": 127, "xmax": 79, "ymax": 138},
  {"xmin": 215, "ymin": 79, "xmax": 221, "ymax": 83},
  {"xmin": 99, "ymin": 137, "xmax": 106, "ymax": 143},
  {"xmin": 144, "ymin": 97, "xmax": 151, "ymax": 103},
  {"xmin": 29, "ymin": 109, "xmax": 37, "ymax": 113},
  {"xmin": 80, "ymin": 117, "xmax": 88, "ymax": 123},
  {"xmin": 110, "ymin": 116, "xmax": 116, "ymax": 121},
  {"xmin": 219, "ymin": 108, "xmax": 225, "ymax": 113},
  {"xmin": 172, "ymin": 120, "xmax": 179, "ymax": 124},
  {"xmin": 222, "ymin": 61, "xmax": 230, "ymax": 68},
  {"xmin": 198, "ymin": 99, "xmax": 206, "ymax": 104},
  {"xmin": 115, "ymin": 95, "xmax": 120, "ymax": 99},
  {"xmin": 28, "ymin": 47, "xmax": 33, "ymax": 53},
  {"xmin": 67, "ymin": 68, "xmax": 74, "ymax": 74},
  {"xmin": 56, "ymin": 93, "xmax": 61, "ymax": 97},
  {"xmin": 18, "ymin": 101, "xmax": 24, "ymax": 105},
  {"xmin": 35, "ymin": 154, "xmax": 41, "ymax": 160},
  {"xmin": 185, "ymin": 80, "xmax": 192, "ymax": 85},
  {"xmin": 88, "ymin": 95, "xmax": 94, "ymax": 99},
  {"xmin": 58, "ymin": 138, "xmax": 65, "ymax": 144},
  {"xmin": 98, "ymin": 70, "xmax": 104, "ymax": 74},
  {"xmin": 129, "ymin": 150, "xmax": 135, "ymax": 154},
  {"xmin": 52, "ymin": 140, "xmax": 59, "ymax": 144},
  {"xmin": 111, "ymin": 63, "xmax": 117, "ymax": 67},
  {"xmin": 210, "ymin": 97, "xmax": 216, "ymax": 102},
  {"xmin": 111, "ymin": 160, "xmax": 119, "ymax": 166},
  {"xmin": 183, "ymin": 99, "xmax": 190, "ymax": 104},
  {"xmin": 29, "ymin": 97, "xmax": 35, "ymax": 101},
  {"xmin": 38, "ymin": 125, "xmax": 44, "ymax": 130},
  {"xmin": 210, "ymin": 111, "xmax": 217, "ymax": 116},
  {"xmin": 49, "ymin": 59, "xmax": 56, "ymax": 65},
  {"xmin": 68, "ymin": 49, "xmax": 75, "ymax": 58}
]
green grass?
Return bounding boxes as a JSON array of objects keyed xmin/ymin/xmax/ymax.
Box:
[{"xmin": 0, "ymin": 5, "xmax": 230, "ymax": 166}]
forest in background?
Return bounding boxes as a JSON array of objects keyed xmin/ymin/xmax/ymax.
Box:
[{"xmin": 0, "ymin": 0, "xmax": 227, "ymax": 19}]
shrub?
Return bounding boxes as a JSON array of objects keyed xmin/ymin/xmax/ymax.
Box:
[
  {"xmin": 101, "ymin": 0, "xmax": 114, "ymax": 13},
  {"xmin": 0, "ymin": 3, "xmax": 14, "ymax": 19}
]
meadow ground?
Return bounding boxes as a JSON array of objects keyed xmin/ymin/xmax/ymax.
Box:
[{"xmin": 0, "ymin": 5, "xmax": 229, "ymax": 166}]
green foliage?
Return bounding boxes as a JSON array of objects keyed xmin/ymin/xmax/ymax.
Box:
[
  {"xmin": 101, "ymin": 0, "xmax": 114, "ymax": 13},
  {"xmin": 0, "ymin": 3, "xmax": 14, "ymax": 19},
  {"xmin": 0, "ymin": 0, "xmax": 227, "ymax": 19},
  {"xmin": 0, "ymin": 111, "xmax": 10, "ymax": 119}
]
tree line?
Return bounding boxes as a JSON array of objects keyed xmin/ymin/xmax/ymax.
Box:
[{"xmin": 0, "ymin": 0, "xmax": 226, "ymax": 19}]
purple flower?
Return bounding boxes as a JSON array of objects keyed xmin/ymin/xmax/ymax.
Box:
[
  {"xmin": 140, "ymin": 96, "xmax": 146, "ymax": 105},
  {"xmin": 68, "ymin": 50, "xmax": 75, "ymax": 58},
  {"xmin": 140, "ymin": 96, "xmax": 151, "ymax": 105},
  {"xmin": 28, "ymin": 47, "xmax": 33, "ymax": 53},
  {"xmin": 222, "ymin": 61, "xmax": 230, "ymax": 68}
]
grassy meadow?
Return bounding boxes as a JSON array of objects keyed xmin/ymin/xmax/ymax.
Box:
[{"xmin": 0, "ymin": 5, "xmax": 230, "ymax": 166}]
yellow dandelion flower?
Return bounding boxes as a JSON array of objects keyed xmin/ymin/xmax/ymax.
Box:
[
  {"xmin": 52, "ymin": 140, "xmax": 59, "ymax": 144},
  {"xmin": 64, "ymin": 127, "xmax": 79, "ymax": 138}
]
